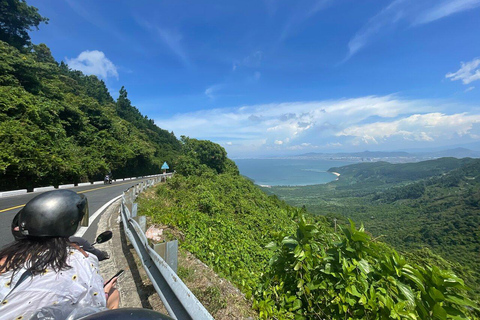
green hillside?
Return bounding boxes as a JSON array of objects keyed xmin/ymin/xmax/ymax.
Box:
[
  {"xmin": 139, "ymin": 144, "xmax": 479, "ymax": 319},
  {"xmin": 0, "ymin": 38, "xmax": 180, "ymax": 190},
  {"xmin": 269, "ymin": 158, "xmax": 480, "ymax": 296}
]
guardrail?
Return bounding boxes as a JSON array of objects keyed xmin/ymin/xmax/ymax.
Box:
[
  {"xmin": 0, "ymin": 175, "xmax": 165, "ymax": 198},
  {"xmin": 120, "ymin": 173, "xmax": 214, "ymax": 320}
]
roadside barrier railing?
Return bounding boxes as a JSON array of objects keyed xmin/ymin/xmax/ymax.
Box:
[
  {"xmin": 120, "ymin": 173, "xmax": 214, "ymax": 320},
  {"xmin": 0, "ymin": 174, "xmax": 164, "ymax": 198}
]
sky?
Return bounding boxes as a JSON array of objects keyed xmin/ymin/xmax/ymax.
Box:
[{"xmin": 30, "ymin": 0, "xmax": 480, "ymax": 158}]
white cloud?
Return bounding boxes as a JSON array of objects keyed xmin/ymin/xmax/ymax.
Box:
[
  {"xmin": 254, "ymin": 71, "xmax": 261, "ymax": 81},
  {"xmin": 155, "ymin": 95, "xmax": 461, "ymax": 157},
  {"xmin": 66, "ymin": 50, "xmax": 118, "ymax": 79},
  {"xmin": 446, "ymin": 58, "xmax": 480, "ymax": 85},
  {"xmin": 338, "ymin": 113, "xmax": 480, "ymax": 144},
  {"xmin": 346, "ymin": 0, "xmax": 480, "ymax": 59}
]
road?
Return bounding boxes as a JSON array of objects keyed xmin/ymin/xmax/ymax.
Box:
[{"xmin": 0, "ymin": 178, "xmax": 150, "ymax": 248}]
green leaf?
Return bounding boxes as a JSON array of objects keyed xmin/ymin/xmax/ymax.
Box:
[
  {"xmin": 292, "ymin": 299, "xmax": 302, "ymax": 311},
  {"xmin": 265, "ymin": 241, "xmax": 277, "ymax": 250},
  {"xmin": 432, "ymin": 303, "xmax": 447, "ymax": 320},
  {"xmin": 357, "ymin": 259, "xmax": 371, "ymax": 274},
  {"xmin": 282, "ymin": 237, "xmax": 298, "ymax": 249},
  {"xmin": 445, "ymin": 295, "xmax": 479, "ymax": 309},
  {"xmin": 429, "ymin": 287, "xmax": 445, "ymax": 302},
  {"xmin": 396, "ymin": 281, "xmax": 415, "ymax": 308}
]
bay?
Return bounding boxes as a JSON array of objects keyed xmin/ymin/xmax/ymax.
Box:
[{"xmin": 234, "ymin": 158, "xmax": 357, "ymax": 186}]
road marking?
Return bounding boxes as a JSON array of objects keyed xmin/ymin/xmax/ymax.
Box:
[
  {"xmin": 0, "ymin": 180, "xmax": 141, "ymax": 213},
  {"xmin": 0, "ymin": 204, "xmax": 25, "ymax": 213},
  {"xmin": 77, "ymin": 180, "xmax": 138, "ymax": 194}
]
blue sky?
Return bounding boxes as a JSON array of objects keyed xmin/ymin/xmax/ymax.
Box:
[{"xmin": 30, "ymin": 0, "xmax": 480, "ymax": 158}]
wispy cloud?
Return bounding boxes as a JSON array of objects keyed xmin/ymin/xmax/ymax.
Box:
[
  {"xmin": 205, "ymin": 84, "xmax": 224, "ymax": 99},
  {"xmin": 152, "ymin": 95, "xmax": 478, "ymax": 157},
  {"xmin": 346, "ymin": 0, "xmax": 480, "ymax": 59},
  {"xmin": 65, "ymin": 0, "xmax": 128, "ymax": 43},
  {"xmin": 156, "ymin": 28, "xmax": 190, "ymax": 66},
  {"xmin": 347, "ymin": 0, "xmax": 406, "ymax": 60},
  {"xmin": 414, "ymin": 0, "xmax": 480, "ymax": 25},
  {"xmin": 66, "ymin": 50, "xmax": 118, "ymax": 79},
  {"xmin": 233, "ymin": 51, "xmax": 263, "ymax": 71},
  {"xmin": 279, "ymin": 0, "xmax": 333, "ymax": 42},
  {"xmin": 465, "ymin": 86, "xmax": 475, "ymax": 92},
  {"xmin": 446, "ymin": 58, "xmax": 480, "ymax": 84},
  {"xmin": 134, "ymin": 17, "xmax": 190, "ymax": 66}
]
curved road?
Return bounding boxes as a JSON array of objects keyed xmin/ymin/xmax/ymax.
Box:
[{"xmin": 0, "ymin": 178, "xmax": 150, "ymax": 248}]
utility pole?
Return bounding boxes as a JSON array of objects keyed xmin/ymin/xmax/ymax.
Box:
[{"xmin": 334, "ymin": 218, "xmax": 337, "ymax": 233}]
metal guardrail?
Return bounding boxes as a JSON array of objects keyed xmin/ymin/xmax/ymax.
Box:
[{"xmin": 120, "ymin": 173, "xmax": 214, "ymax": 320}]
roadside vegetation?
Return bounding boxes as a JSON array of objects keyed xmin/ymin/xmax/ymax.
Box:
[{"xmin": 139, "ymin": 141, "xmax": 479, "ymax": 319}]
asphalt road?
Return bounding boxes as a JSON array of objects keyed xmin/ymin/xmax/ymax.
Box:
[{"xmin": 0, "ymin": 178, "xmax": 149, "ymax": 248}]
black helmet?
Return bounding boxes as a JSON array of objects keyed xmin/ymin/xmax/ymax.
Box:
[{"xmin": 12, "ymin": 190, "xmax": 89, "ymax": 238}]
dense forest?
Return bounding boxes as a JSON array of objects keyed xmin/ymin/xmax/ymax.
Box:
[
  {"xmin": 269, "ymin": 158, "xmax": 480, "ymax": 298},
  {"xmin": 0, "ymin": 0, "xmax": 181, "ymax": 191},
  {"xmin": 139, "ymin": 146, "xmax": 479, "ymax": 319}
]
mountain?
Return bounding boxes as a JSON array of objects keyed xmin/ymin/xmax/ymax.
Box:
[
  {"xmin": 419, "ymin": 147, "xmax": 480, "ymax": 158},
  {"xmin": 269, "ymin": 157, "xmax": 480, "ymax": 296},
  {"xmin": 0, "ymin": 39, "xmax": 181, "ymax": 191},
  {"xmin": 291, "ymin": 148, "xmax": 480, "ymax": 163}
]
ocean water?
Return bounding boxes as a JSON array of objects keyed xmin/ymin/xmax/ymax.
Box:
[{"xmin": 234, "ymin": 158, "xmax": 357, "ymax": 186}]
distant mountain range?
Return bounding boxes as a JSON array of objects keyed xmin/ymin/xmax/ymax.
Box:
[{"xmin": 289, "ymin": 147, "xmax": 480, "ymax": 163}]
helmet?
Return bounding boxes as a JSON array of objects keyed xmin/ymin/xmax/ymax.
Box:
[{"xmin": 12, "ymin": 190, "xmax": 89, "ymax": 238}]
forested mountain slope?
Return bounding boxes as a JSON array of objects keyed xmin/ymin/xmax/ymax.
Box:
[
  {"xmin": 0, "ymin": 39, "xmax": 180, "ymax": 190},
  {"xmin": 269, "ymin": 158, "xmax": 480, "ymax": 296},
  {"xmin": 140, "ymin": 141, "xmax": 479, "ymax": 319}
]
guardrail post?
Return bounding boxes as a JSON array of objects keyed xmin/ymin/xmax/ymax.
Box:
[
  {"xmin": 132, "ymin": 203, "xmax": 138, "ymax": 218},
  {"xmin": 133, "ymin": 215, "xmax": 147, "ymax": 233},
  {"xmin": 153, "ymin": 240, "xmax": 178, "ymax": 273},
  {"xmin": 166, "ymin": 240, "xmax": 178, "ymax": 273}
]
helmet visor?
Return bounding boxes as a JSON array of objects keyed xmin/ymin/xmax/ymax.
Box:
[
  {"xmin": 80, "ymin": 205, "xmax": 89, "ymax": 227},
  {"xmin": 79, "ymin": 196, "xmax": 90, "ymax": 227}
]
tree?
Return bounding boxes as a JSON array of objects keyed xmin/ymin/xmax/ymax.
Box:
[
  {"xmin": 0, "ymin": 0, "xmax": 48, "ymax": 49},
  {"xmin": 177, "ymin": 136, "xmax": 230, "ymax": 175}
]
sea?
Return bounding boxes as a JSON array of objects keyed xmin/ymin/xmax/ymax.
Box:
[{"xmin": 234, "ymin": 158, "xmax": 358, "ymax": 187}]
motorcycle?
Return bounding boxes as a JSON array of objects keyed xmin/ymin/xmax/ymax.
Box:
[{"xmin": 104, "ymin": 175, "xmax": 112, "ymax": 184}]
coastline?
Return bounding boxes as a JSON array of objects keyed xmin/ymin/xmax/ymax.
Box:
[{"xmin": 331, "ymin": 172, "xmax": 340, "ymax": 180}]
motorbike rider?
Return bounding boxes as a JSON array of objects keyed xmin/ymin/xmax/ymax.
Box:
[{"xmin": 0, "ymin": 190, "xmax": 119, "ymax": 319}]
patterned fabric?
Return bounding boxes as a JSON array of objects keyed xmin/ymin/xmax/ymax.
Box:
[{"xmin": 0, "ymin": 249, "xmax": 106, "ymax": 320}]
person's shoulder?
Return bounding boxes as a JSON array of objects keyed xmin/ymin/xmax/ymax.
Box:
[{"xmin": 68, "ymin": 247, "xmax": 100, "ymax": 265}]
